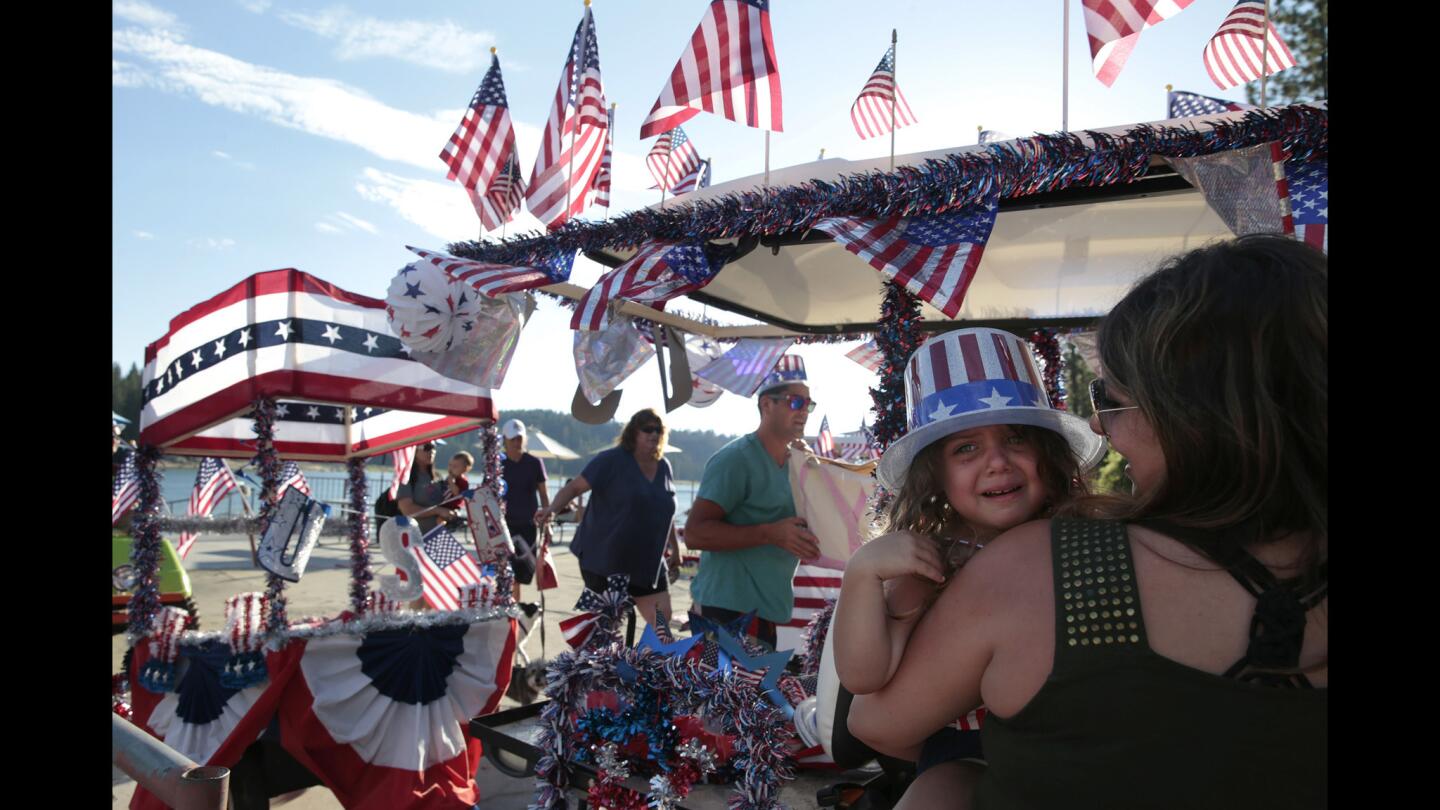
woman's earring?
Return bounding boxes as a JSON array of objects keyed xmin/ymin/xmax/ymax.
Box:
[{"xmin": 926, "ymin": 494, "xmax": 939, "ymax": 505}]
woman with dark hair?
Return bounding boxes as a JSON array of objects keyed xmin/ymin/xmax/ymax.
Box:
[
  {"xmin": 849, "ymin": 235, "xmax": 1327, "ymax": 809},
  {"xmin": 395, "ymin": 442, "xmax": 460, "ymax": 534},
  {"xmin": 537, "ymin": 409, "xmax": 680, "ymax": 626}
]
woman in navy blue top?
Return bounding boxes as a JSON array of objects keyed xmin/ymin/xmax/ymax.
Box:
[{"xmin": 537, "ymin": 409, "xmax": 680, "ymax": 627}]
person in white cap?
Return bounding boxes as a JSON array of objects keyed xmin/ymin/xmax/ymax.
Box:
[
  {"xmin": 500, "ymin": 419, "xmax": 551, "ymax": 601},
  {"xmin": 684, "ymin": 354, "xmax": 821, "ymax": 649}
]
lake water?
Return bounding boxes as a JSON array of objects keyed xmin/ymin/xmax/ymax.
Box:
[{"xmin": 158, "ymin": 465, "xmax": 701, "ymax": 519}]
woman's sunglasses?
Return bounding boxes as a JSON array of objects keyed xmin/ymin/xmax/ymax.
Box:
[
  {"xmin": 768, "ymin": 394, "xmax": 817, "ymax": 414},
  {"xmin": 1088, "ymin": 379, "xmax": 1139, "ymax": 438},
  {"xmin": 639, "ymin": 425, "xmax": 663, "ymax": 435}
]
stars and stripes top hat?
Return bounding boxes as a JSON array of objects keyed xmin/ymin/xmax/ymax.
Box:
[
  {"xmin": 876, "ymin": 328, "xmax": 1106, "ymax": 490},
  {"xmin": 756, "ymin": 354, "xmax": 807, "ymax": 397}
]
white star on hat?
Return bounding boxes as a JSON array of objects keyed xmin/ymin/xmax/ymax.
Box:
[
  {"xmin": 930, "ymin": 400, "xmax": 958, "ymax": 420},
  {"xmin": 979, "ymin": 388, "xmax": 1014, "ymax": 409}
]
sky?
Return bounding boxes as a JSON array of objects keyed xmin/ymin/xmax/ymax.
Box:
[{"xmin": 113, "ymin": 0, "xmax": 1268, "ymax": 439}]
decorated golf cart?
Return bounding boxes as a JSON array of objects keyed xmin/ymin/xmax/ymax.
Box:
[{"xmin": 445, "ymin": 102, "xmax": 1327, "ymax": 810}]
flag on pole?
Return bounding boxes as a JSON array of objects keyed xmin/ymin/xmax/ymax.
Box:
[
  {"xmin": 588, "ymin": 105, "xmax": 615, "ymax": 211},
  {"xmin": 978, "ymin": 129, "xmax": 1010, "ymax": 144},
  {"xmin": 570, "ymin": 241, "xmax": 726, "ymax": 331},
  {"xmin": 389, "ymin": 446, "xmax": 415, "ymax": 500},
  {"xmin": 672, "ymin": 158, "xmax": 712, "ymax": 194},
  {"xmin": 417, "ymin": 526, "xmax": 484, "ymax": 612},
  {"xmin": 1204, "ymin": 1, "xmax": 1296, "ymax": 90},
  {"xmin": 1286, "ymin": 159, "xmax": 1326, "ymax": 253},
  {"xmin": 816, "ymin": 416, "xmax": 835, "ymax": 458},
  {"xmin": 177, "ymin": 457, "xmax": 239, "ymax": 558},
  {"xmin": 639, "ymin": 0, "xmax": 783, "ymax": 138},
  {"xmin": 467, "ymin": 151, "xmax": 526, "ymax": 233},
  {"xmin": 1167, "ymin": 89, "xmax": 1253, "ymax": 118},
  {"xmin": 850, "ymin": 45, "xmax": 916, "ymax": 140},
  {"xmin": 845, "ymin": 340, "xmax": 885, "ymax": 373},
  {"xmin": 814, "ymin": 192, "xmax": 1001, "ymax": 318},
  {"xmin": 646, "ymin": 127, "xmax": 703, "ymax": 192},
  {"xmin": 526, "ymin": 6, "xmax": 609, "ymax": 230},
  {"xmin": 1082, "ymin": 0, "xmax": 1197, "ymax": 87},
  {"xmin": 560, "ymin": 612, "xmax": 601, "ymax": 650},
  {"xmin": 279, "ymin": 461, "xmax": 311, "ymax": 497},
  {"xmin": 439, "ymin": 53, "xmax": 517, "ymax": 198},
  {"xmin": 113, "ymin": 451, "xmax": 141, "ymax": 525},
  {"xmin": 693, "ymin": 338, "xmax": 796, "ymax": 396}
]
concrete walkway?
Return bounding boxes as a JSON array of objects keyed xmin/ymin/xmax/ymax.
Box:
[{"xmin": 112, "ymin": 530, "xmax": 695, "ymax": 808}]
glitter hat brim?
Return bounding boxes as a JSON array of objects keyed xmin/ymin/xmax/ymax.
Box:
[{"xmin": 876, "ymin": 406, "xmax": 1107, "ymax": 491}]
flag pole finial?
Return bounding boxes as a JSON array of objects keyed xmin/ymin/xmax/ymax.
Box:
[
  {"xmin": 1165, "ymin": 83, "xmax": 1172, "ymax": 92},
  {"xmin": 892, "ymin": 28, "xmax": 897, "ymax": 43},
  {"xmin": 584, "ymin": 0, "xmax": 591, "ymax": 5}
]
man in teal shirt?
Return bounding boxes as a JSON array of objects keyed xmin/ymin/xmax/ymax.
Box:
[{"xmin": 685, "ymin": 355, "xmax": 821, "ymax": 648}]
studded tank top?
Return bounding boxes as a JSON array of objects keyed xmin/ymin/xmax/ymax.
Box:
[{"xmin": 974, "ymin": 518, "xmax": 1327, "ymax": 810}]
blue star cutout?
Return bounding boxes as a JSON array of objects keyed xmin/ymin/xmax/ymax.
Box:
[{"xmin": 635, "ymin": 623, "xmax": 702, "ymax": 659}]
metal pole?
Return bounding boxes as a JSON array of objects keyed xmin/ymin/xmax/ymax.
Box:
[
  {"xmin": 660, "ymin": 129, "xmax": 676, "ymax": 209},
  {"xmin": 977, "ymin": 124, "xmax": 983, "ymax": 145},
  {"xmin": 889, "ymin": 29, "xmax": 897, "ymax": 171},
  {"xmin": 1062, "ymin": 0, "xmax": 1070, "ymax": 131},
  {"xmin": 113, "ymin": 713, "xmax": 230, "ymax": 810},
  {"xmin": 764, "ymin": 131, "xmax": 771, "ymax": 188},
  {"xmin": 1260, "ymin": 0, "xmax": 1271, "ymax": 107},
  {"xmin": 1165, "ymin": 83, "xmax": 1172, "ymax": 118}
]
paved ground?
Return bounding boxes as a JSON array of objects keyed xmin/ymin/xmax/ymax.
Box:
[{"xmin": 112, "ymin": 526, "xmax": 695, "ymax": 808}]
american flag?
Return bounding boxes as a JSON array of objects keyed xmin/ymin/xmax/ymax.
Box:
[
  {"xmin": 388, "ymin": 445, "xmax": 415, "ymax": 500},
  {"xmin": 1082, "ymin": 0, "xmax": 1196, "ymax": 87},
  {"xmin": 560, "ymin": 611, "xmax": 600, "ymax": 650},
  {"xmin": 639, "ymin": 0, "xmax": 783, "ymax": 139},
  {"xmin": 850, "ymin": 45, "xmax": 916, "ymax": 140},
  {"xmin": 113, "ymin": 451, "xmax": 141, "ymax": 525},
  {"xmin": 467, "ymin": 150, "xmax": 526, "ymax": 233},
  {"xmin": 177, "ymin": 457, "xmax": 238, "ymax": 558},
  {"xmin": 526, "ymin": 7, "xmax": 609, "ymax": 230},
  {"xmin": 692, "ymin": 338, "xmax": 796, "ymax": 396},
  {"xmin": 776, "ymin": 563, "xmax": 843, "ymax": 659},
  {"xmin": 814, "ymin": 193, "xmax": 1000, "ymax": 319},
  {"xmin": 978, "ymin": 129, "xmax": 1009, "ymax": 144},
  {"xmin": 570, "ymin": 241, "xmax": 724, "ymax": 331},
  {"xmin": 844, "ymin": 340, "xmax": 884, "ymax": 373},
  {"xmin": 439, "ymin": 53, "xmax": 516, "ymax": 197},
  {"xmin": 1167, "ymin": 89, "xmax": 1252, "ymax": 118},
  {"xmin": 587, "ymin": 104, "xmax": 615, "ymax": 211},
  {"xmin": 1286, "ymin": 159, "xmax": 1327, "ymax": 253},
  {"xmin": 417, "ymin": 526, "xmax": 484, "ymax": 612},
  {"xmin": 646, "ymin": 127, "xmax": 702, "ymax": 193},
  {"xmin": 673, "ymin": 159, "xmax": 712, "ymax": 194},
  {"xmin": 1204, "ymin": 1, "xmax": 1296, "ymax": 90},
  {"xmin": 816, "ymin": 416, "xmax": 835, "ymax": 458},
  {"xmin": 405, "ymin": 245, "xmax": 566, "ymax": 299},
  {"xmin": 279, "ymin": 461, "xmax": 311, "ymax": 497}
]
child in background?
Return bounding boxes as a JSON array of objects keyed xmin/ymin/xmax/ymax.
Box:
[
  {"xmin": 440, "ymin": 451, "xmax": 474, "ymax": 510},
  {"xmin": 832, "ymin": 328, "xmax": 1105, "ymax": 809}
]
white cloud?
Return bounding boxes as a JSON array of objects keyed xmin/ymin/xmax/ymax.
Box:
[
  {"xmin": 237, "ymin": 0, "xmax": 271, "ymax": 13},
  {"xmin": 113, "ymin": 28, "xmax": 455, "ymax": 172},
  {"xmin": 332, "ymin": 211, "xmax": 378, "ymax": 234},
  {"xmin": 133, "ymin": 230, "xmax": 156, "ymax": 240},
  {"xmin": 113, "ymin": 59, "xmax": 151, "ymax": 88},
  {"xmin": 277, "ymin": 8, "xmax": 497, "ymax": 74},
  {"xmin": 113, "ymin": 0, "xmax": 182, "ymax": 32},
  {"xmin": 188, "ymin": 237, "xmax": 237, "ymax": 250},
  {"xmin": 314, "ymin": 222, "xmax": 343, "ymax": 234},
  {"xmin": 211, "ymin": 149, "xmax": 256, "ymax": 170}
]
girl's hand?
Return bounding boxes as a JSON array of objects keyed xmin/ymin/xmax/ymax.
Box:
[
  {"xmin": 849, "ymin": 531, "xmax": 946, "ymax": 585},
  {"xmin": 534, "ymin": 506, "xmax": 553, "ymax": 525}
]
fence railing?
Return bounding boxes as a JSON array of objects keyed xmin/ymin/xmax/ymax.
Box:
[{"xmin": 113, "ymin": 712, "xmax": 229, "ymax": 810}]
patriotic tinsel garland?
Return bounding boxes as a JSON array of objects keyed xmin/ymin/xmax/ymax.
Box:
[
  {"xmin": 251, "ymin": 396, "xmax": 289, "ymax": 637},
  {"xmin": 449, "ymin": 106, "xmax": 1326, "ymax": 267},
  {"xmin": 347, "ymin": 456, "xmax": 372, "ymax": 614},
  {"xmin": 126, "ymin": 443, "xmax": 166, "ymax": 643}
]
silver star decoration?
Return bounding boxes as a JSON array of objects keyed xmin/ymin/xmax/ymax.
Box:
[
  {"xmin": 362, "ymin": 334, "xmax": 380, "ymax": 352},
  {"xmin": 213, "ymin": 339, "xmax": 228, "ymax": 359},
  {"xmin": 929, "ymin": 400, "xmax": 957, "ymax": 420},
  {"xmin": 276, "ymin": 321, "xmax": 293, "ymax": 340},
  {"xmin": 321, "ymin": 325, "xmax": 342, "ymax": 344},
  {"xmin": 592, "ymin": 742, "xmax": 629, "ymax": 780},
  {"xmin": 676, "ymin": 739, "xmax": 716, "ymax": 774},
  {"xmin": 979, "ymin": 388, "xmax": 1013, "ymax": 409}
]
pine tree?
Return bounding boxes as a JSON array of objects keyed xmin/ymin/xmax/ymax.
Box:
[{"xmin": 1245, "ymin": 0, "xmax": 1327, "ymax": 105}]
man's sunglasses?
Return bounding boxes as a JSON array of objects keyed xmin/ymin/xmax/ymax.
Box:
[
  {"xmin": 767, "ymin": 394, "xmax": 817, "ymax": 414},
  {"xmin": 419, "ymin": 444, "xmax": 437, "ymax": 452},
  {"xmin": 1088, "ymin": 379, "xmax": 1139, "ymax": 438}
]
